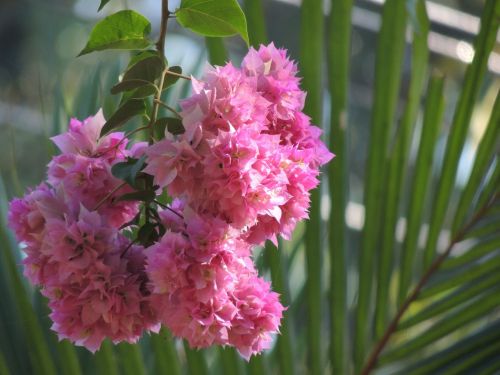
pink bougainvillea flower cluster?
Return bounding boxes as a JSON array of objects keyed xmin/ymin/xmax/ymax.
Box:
[
  {"xmin": 146, "ymin": 207, "xmax": 284, "ymax": 359},
  {"xmin": 8, "ymin": 111, "xmax": 158, "ymax": 352},
  {"xmin": 144, "ymin": 43, "xmax": 332, "ymax": 358},
  {"xmin": 8, "ymin": 43, "xmax": 332, "ymax": 359},
  {"xmin": 145, "ymin": 43, "xmax": 333, "ymax": 245}
]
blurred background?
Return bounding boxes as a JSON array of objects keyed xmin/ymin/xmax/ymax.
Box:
[{"xmin": 0, "ymin": 0, "xmax": 499, "ymax": 374}]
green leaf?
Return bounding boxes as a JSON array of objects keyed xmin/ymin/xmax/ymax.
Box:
[
  {"xmin": 177, "ymin": 0, "xmax": 249, "ymax": 45},
  {"xmin": 375, "ymin": 0, "xmax": 430, "ymax": 334},
  {"xmin": 150, "ymin": 329, "xmax": 181, "ymax": 375},
  {"xmin": 441, "ymin": 237, "xmax": 500, "ymax": 270},
  {"xmin": 243, "ymin": 0, "xmax": 267, "ymax": 47},
  {"xmin": 163, "ymin": 66, "xmax": 183, "ymax": 91},
  {"xmin": 0, "ymin": 224, "xmax": 57, "ymax": 375},
  {"xmin": 398, "ymin": 73, "xmax": 445, "ymax": 302},
  {"xmin": 183, "ymin": 342, "xmax": 208, "ymax": 375},
  {"xmin": 137, "ymin": 223, "xmax": 157, "ymax": 245},
  {"xmin": 355, "ymin": 0, "xmax": 407, "ymax": 369},
  {"xmin": 475, "ymin": 357, "xmax": 500, "ymax": 375},
  {"xmin": 116, "ymin": 343, "xmax": 146, "ymax": 375},
  {"xmin": 123, "ymin": 53, "xmax": 164, "ymax": 82},
  {"xmin": 111, "ymin": 80, "xmax": 157, "ymax": 96},
  {"xmin": 127, "ymin": 50, "xmax": 163, "ymax": 68},
  {"xmin": 405, "ymin": 0, "xmax": 421, "ymax": 33},
  {"xmin": 422, "ymin": 0, "xmax": 500, "ymax": 266},
  {"xmin": 98, "ymin": 0, "xmax": 111, "ymax": 11},
  {"xmin": 100, "ymin": 99, "xmax": 146, "ymax": 136},
  {"xmin": 111, "ymin": 156, "xmax": 146, "ymax": 187},
  {"xmin": 79, "ymin": 10, "xmax": 152, "ymax": 56},
  {"xmin": 247, "ymin": 355, "xmax": 266, "ymax": 375},
  {"xmin": 265, "ymin": 242, "xmax": 294, "ymax": 375},
  {"xmin": 111, "ymin": 54, "xmax": 164, "ymax": 95},
  {"xmin": 205, "ymin": 37, "xmax": 228, "ymax": 66},
  {"xmin": 154, "ymin": 117, "xmax": 184, "ymax": 139},
  {"xmin": 395, "ymin": 321, "xmax": 500, "ymax": 374},
  {"xmin": 327, "ymin": 0, "xmax": 352, "ymax": 373},
  {"xmin": 440, "ymin": 340, "xmax": 500, "ymax": 374},
  {"xmin": 300, "ymin": 0, "xmax": 325, "ymax": 373},
  {"xmin": 218, "ymin": 347, "xmax": 242, "ymax": 375},
  {"xmin": 381, "ymin": 289, "xmax": 500, "ymax": 365},
  {"xmin": 0, "ymin": 349, "xmax": 10, "ymax": 375},
  {"xmin": 55, "ymin": 340, "xmax": 82, "ymax": 375},
  {"xmin": 474, "ymin": 161, "xmax": 500, "ymax": 211},
  {"xmin": 398, "ymin": 273, "xmax": 500, "ymax": 330},
  {"xmin": 452, "ymin": 91, "xmax": 500, "ymax": 234},
  {"xmin": 465, "ymin": 219, "xmax": 500, "ymax": 240},
  {"xmin": 118, "ymin": 190, "xmax": 156, "ymax": 202},
  {"xmin": 418, "ymin": 255, "xmax": 500, "ymax": 300},
  {"xmin": 94, "ymin": 340, "xmax": 119, "ymax": 375}
]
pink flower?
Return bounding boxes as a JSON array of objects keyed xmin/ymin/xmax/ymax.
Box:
[
  {"xmin": 8, "ymin": 184, "xmax": 69, "ymax": 285},
  {"xmin": 242, "ymin": 42, "xmax": 305, "ymax": 120},
  {"xmin": 143, "ymin": 139, "xmax": 201, "ymax": 192},
  {"xmin": 41, "ymin": 207, "xmax": 117, "ymax": 285},
  {"xmin": 46, "ymin": 245, "xmax": 159, "ymax": 352},
  {"xmin": 229, "ymin": 275, "xmax": 285, "ymax": 360},
  {"xmin": 51, "ymin": 109, "xmax": 128, "ymax": 161},
  {"xmin": 146, "ymin": 211, "xmax": 283, "ymax": 356},
  {"xmin": 8, "ymin": 184, "xmax": 67, "ymax": 246},
  {"xmin": 145, "ymin": 43, "xmax": 333, "ymax": 244},
  {"xmin": 7, "ymin": 43, "xmax": 333, "ymax": 359},
  {"xmin": 146, "ymin": 230, "xmax": 241, "ymax": 348},
  {"xmin": 47, "ymin": 154, "xmax": 138, "ymax": 228}
]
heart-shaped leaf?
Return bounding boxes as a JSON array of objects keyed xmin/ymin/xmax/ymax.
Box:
[
  {"xmin": 111, "ymin": 80, "xmax": 157, "ymax": 95},
  {"xmin": 100, "ymin": 99, "xmax": 146, "ymax": 136},
  {"xmin": 111, "ymin": 54, "xmax": 165, "ymax": 94},
  {"xmin": 154, "ymin": 117, "xmax": 185, "ymax": 140},
  {"xmin": 137, "ymin": 222, "xmax": 159, "ymax": 246},
  {"xmin": 79, "ymin": 10, "xmax": 152, "ymax": 55},
  {"xmin": 111, "ymin": 156, "xmax": 147, "ymax": 187},
  {"xmin": 176, "ymin": 0, "xmax": 249, "ymax": 45}
]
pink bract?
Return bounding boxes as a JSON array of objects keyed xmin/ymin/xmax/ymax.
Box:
[
  {"xmin": 8, "ymin": 43, "xmax": 334, "ymax": 359},
  {"xmin": 145, "ymin": 43, "xmax": 333, "ymax": 244}
]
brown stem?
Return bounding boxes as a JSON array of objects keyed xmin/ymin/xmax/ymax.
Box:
[
  {"xmin": 360, "ymin": 192, "xmax": 498, "ymax": 375},
  {"xmin": 149, "ymin": 0, "xmax": 170, "ymax": 140},
  {"xmin": 92, "ymin": 182, "xmax": 127, "ymax": 211},
  {"xmin": 165, "ymin": 69, "xmax": 191, "ymax": 80},
  {"xmin": 153, "ymin": 99, "xmax": 182, "ymax": 118},
  {"xmin": 120, "ymin": 239, "xmax": 138, "ymax": 258},
  {"xmin": 156, "ymin": 0, "xmax": 169, "ymax": 55},
  {"xmin": 154, "ymin": 199, "xmax": 184, "ymax": 219}
]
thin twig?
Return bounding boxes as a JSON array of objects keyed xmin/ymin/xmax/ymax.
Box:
[
  {"xmin": 125, "ymin": 125, "xmax": 150, "ymax": 138},
  {"xmin": 120, "ymin": 239, "xmax": 138, "ymax": 258},
  {"xmin": 153, "ymin": 99, "xmax": 182, "ymax": 118},
  {"xmin": 360, "ymin": 192, "xmax": 499, "ymax": 375},
  {"xmin": 154, "ymin": 199, "xmax": 184, "ymax": 219},
  {"xmin": 92, "ymin": 182, "xmax": 127, "ymax": 211},
  {"xmin": 165, "ymin": 69, "xmax": 191, "ymax": 81},
  {"xmin": 155, "ymin": 0, "xmax": 169, "ymax": 54},
  {"xmin": 149, "ymin": 0, "xmax": 170, "ymax": 140}
]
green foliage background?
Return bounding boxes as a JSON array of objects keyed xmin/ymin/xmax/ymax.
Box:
[{"xmin": 0, "ymin": 0, "xmax": 499, "ymax": 374}]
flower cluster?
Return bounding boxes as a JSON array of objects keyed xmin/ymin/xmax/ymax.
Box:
[
  {"xmin": 8, "ymin": 43, "xmax": 332, "ymax": 359},
  {"xmin": 146, "ymin": 208, "xmax": 284, "ymax": 359},
  {"xmin": 8, "ymin": 112, "xmax": 159, "ymax": 352},
  {"xmin": 145, "ymin": 43, "xmax": 333, "ymax": 245}
]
